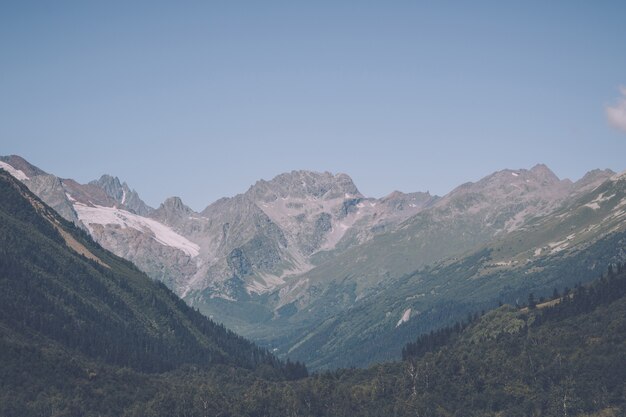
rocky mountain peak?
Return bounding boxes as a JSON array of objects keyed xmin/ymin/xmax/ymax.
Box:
[
  {"xmin": 162, "ymin": 196, "xmax": 186, "ymax": 209},
  {"xmin": 573, "ymin": 169, "xmax": 616, "ymax": 195},
  {"xmin": 461, "ymin": 164, "xmax": 565, "ymax": 193},
  {"xmin": 246, "ymin": 170, "xmax": 362, "ymax": 202},
  {"xmin": 151, "ymin": 196, "xmax": 194, "ymax": 227},
  {"xmin": 90, "ymin": 174, "xmax": 124, "ymax": 201},
  {"xmin": 159, "ymin": 196, "xmax": 192, "ymax": 215},
  {"xmin": 434, "ymin": 164, "xmax": 574, "ymax": 227},
  {"xmin": 88, "ymin": 174, "xmax": 153, "ymax": 216},
  {"xmin": 0, "ymin": 155, "xmax": 48, "ymax": 178},
  {"xmin": 529, "ymin": 163, "xmax": 561, "ymax": 184},
  {"xmin": 382, "ymin": 190, "xmax": 406, "ymax": 200},
  {"xmin": 579, "ymin": 168, "xmax": 615, "ymax": 182}
]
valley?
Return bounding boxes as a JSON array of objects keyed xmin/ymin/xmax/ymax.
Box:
[
  {"xmin": 1, "ymin": 166, "xmax": 624, "ymax": 416},
  {"xmin": 2, "ymin": 155, "xmax": 625, "ymax": 370}
]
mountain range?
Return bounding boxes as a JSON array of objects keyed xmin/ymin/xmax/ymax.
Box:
[
  {"xmin": 1, "ymin": 166, "xmax": 625, "ymax": 416},
  {"xmin": 1, "ymin": 154, "xmax": 625, "ymax": 369}
]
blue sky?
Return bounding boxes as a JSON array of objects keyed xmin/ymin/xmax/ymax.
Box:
[{"xmin": 2, "ymin": 1, "xmax": 626, "ymax": 210}]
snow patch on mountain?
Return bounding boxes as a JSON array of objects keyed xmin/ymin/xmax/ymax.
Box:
[
  {"xmin": 585, "ymin": 202, "xmax": 601, "ymax": 210},
  {"xmin": 593, "ymin": 192, "xmax": 615, "ymax": 203},
  {"xmin": 73, "ymin": 202, "xmax": 200, "ymax": 257},
  {"xmin": 0, "ymin": 161, "xmax": 29, "ymax": 181},
  {"xmin": 584, "ymin": 192, "xmax": 618, "ymax": 210},
  {"xmin": 547, "ymin": 233, "xmax": 576, "ymax": 254},
  {"xmin": 396, "ymin": 308, "xmax": 411, "ymax": 327}
]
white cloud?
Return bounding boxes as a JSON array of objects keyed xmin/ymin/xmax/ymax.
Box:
[{"xmin": 606, "ymin": 86, "xmax": 626, "ymax": 133}]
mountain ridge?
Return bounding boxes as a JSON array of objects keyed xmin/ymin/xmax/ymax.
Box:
[{"xmin": 1, "ymin": 154, "xmax": 622, "ymax": 369}]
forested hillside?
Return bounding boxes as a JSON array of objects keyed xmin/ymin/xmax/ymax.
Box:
[{"xmin": 120, "ymin": 265, "xmax": 626, "ymax": 417}]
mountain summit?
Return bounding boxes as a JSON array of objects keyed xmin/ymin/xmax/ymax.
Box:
[
  {"xmin": 245, "ymin": 170, "xmax": 362, "ymax": 202},
  {"xmin": 89, "ymin": 174, "xmax": 153, "ymax": 216}
]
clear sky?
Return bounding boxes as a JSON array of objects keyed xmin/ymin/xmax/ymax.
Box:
[{"xmin": 2, "ymin": 1, "xmax": 626, "ymax": 211}]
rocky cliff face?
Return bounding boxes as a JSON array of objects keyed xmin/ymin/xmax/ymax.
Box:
[
  {"xmin": 90, "ymin": 174, "xmax": 153, "ymax": 216},
  {"xmin": 173, "ymin": 170, "xmax": 436, "ymax": 300}
]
